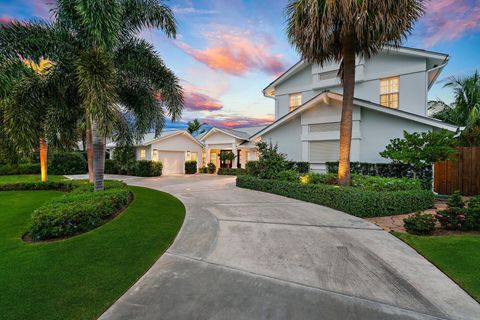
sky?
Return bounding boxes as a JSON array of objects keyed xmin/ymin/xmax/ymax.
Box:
[{"xmin": 1, "ymin": 0, "xmax": 479, "ymax": 130}]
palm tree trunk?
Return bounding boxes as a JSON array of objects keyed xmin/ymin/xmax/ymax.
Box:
[
  {"xmin": 338, "ymin": 34, "xmax": 356, "ymax": 186},
  {"xmin": 39, "ymin": 137, "xmax": 48, "ymax": 182},
  {"xmin": 86, "ymin": 122, "xmax": 94, "ymax": 183},
  {"xmin": 91, "ymin": 119, "xmax": 105, "ymax": 191}
]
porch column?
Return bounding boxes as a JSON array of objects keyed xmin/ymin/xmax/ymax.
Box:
[
  {"xmin": 205, "ymin": 144, "xmax": 210, "ymax": 165},
  {"xmin": 232, "ymin": 143, "xmax": 238, "ymax": 168}
]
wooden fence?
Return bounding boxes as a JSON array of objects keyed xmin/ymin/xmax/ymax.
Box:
[{"xmin": 434, "ymin": 147, "xmax": 480, "ymax": 196}]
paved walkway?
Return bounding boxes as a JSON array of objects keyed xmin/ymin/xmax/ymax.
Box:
[{"xmin": 80, "ymin": 175, "xmax": 479, "ymax": 320}]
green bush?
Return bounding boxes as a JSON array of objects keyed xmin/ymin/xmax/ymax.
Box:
[
  {"xmin": 300, "ymin": 172, "xmax": 337, "ymax": 185},
  {"xmin": 351, "ymin": 175, "xmax": 422, "ymax": 192},
  {"xmin": 49, "ymin": 152, "xmax": 87, "ymax": 175},
  {"xmin": 435, "ymin": 193, "xmax": 479, "ymax": 231},
  {"xmin": 134, "ymin": 160, "xmax": 162, "ymax": 177},
  {"xmin": 326, "ymin": 161, "xmax": 432, "ymax": 189},
  {"xmin": 285, "ymin": 161, "xmax": 310, "ymax": 173},
  {"xmin": 217, "ymin": 168, "xmax": 247, "ymax": 176},
  {"xmin": 246, "ymin": 161, "xmax": 260, "ymax": 176},
  {"xmin": 199, "ymin": 166, "xmax": 208, "ymax": 173},
  {"xmin": 275, "ymin": 170, "xmax": 299, "ymax": 182},
  {"xmin": 28, "ymin": 186, "xmax": 130, "ymax": 240},
  {"xmin": 236, "ymin": 175, "xmax": 434, "ymax": 217},
  {"xmin": 185, "ymin": 161, "xmax": 197, "ymax": 174},
  {"xmin": 447, "ymin": 191, "xmax": 465, "ymax": 208},
  {"xmin": 0, "ymin": 163, "xmax": 40, "ymax": 175},
  {"xmin": 104, "ymin": 159, "xmax": 119, "ymax": 174},
  {"xmin": 207, "ymin": 162, "xmax": 216, "ymax": 174},
  {"xmin": 404, "ymin": 213, "xmax": 437, "ymax": 235}
]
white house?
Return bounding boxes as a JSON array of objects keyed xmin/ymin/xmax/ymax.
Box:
[
  {"xmin": 252, "ymin": 46, "xmax": 459, "ymax": 172},
  {"xmin": 110, "ymin": 46, "xmax": 459, "ymax": 174}
]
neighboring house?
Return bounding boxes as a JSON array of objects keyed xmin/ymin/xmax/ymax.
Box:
[{"xmin": 252, "ymin": 46, "xmax": 459, "ymax": 172}]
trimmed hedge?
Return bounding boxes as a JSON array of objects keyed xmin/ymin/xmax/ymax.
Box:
[
  {"xmin": 217, "ymin": 168, "xmax": 247, "ymax": 176},
  {"xmin": 104, "ymin": 159, "xmax": 119, "ymax": 174},
  {"xmin": 0, "ymin": 163, "xmax": 40, "ymax": 175},
  {"xmin": 185, "ymin": 161, "xmax": 197, "ymax": 174},
  {"xmin": 285, "ymin": 161, "xmax": 310, "ymax": 173},
  {"xmin": 49, "ymin": 152, "xmax": 87, "ymax": 175},
  {"xmin": 236, "ymin": 175, "xmax": 434, "ymax": 217},
  {"xmin": 134, "ymin": 160, "xmax": 162, "ymax": 177},
  {"xmin": 326, "ymin": 161, "xmax": 432, "ymax": 189}
]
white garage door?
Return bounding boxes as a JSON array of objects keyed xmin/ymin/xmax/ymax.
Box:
[{"xmin": 158, "ymin": 151, "xmax": 185, "ymax": 174}]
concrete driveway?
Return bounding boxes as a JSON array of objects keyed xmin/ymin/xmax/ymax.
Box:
[{"xmin": 92, "ymin": 174, "xmax": 479, "ymax": 320}]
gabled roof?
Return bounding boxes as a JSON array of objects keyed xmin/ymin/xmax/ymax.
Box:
[
  {"xmin": 106, "ymin": 130, "xmax": 203, "ymax": 148},
  {"xmin": 199, "ymin": 126, "xmax": 251, "ymax": 141},
  {"xmin": 263, "ymin": 46, "xmax": 449, "ymax": 97},
  {"xmin": 251, "ymin": 91, "xmax": 458, "ymax": 139}
]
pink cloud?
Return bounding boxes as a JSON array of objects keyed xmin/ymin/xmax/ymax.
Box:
[
  {"xmin": 421, "ymin": 0, "xmax": 480, "ymax": 47},
  {"xmin": 202, "ymin": 114, "xmax": 273, "ymax": 128},
  {"xmin": 183, "ymin": 89, "xmax": 223, "ymax": 112},
  {"xmin": 0, "ymin": 16, "xmax": 12, "ymax": 24},
  {"xmin": 176, "ymin": 27, "xmax": 286, "ymax": 76}
]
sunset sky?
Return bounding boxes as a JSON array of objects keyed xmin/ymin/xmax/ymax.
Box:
[{"xmin": 1, "ymin": 0, "xmax": 479, "ymax": 129}]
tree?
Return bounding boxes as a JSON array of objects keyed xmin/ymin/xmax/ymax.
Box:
[
  {"xmin": 0, "ymin": 0, "xmax": 183, "ymax": 190},
  {"xmin": 380, "ymin": 130, "xmax": 458, "ymax": 178},
  {"xmin": 187, "ymin": 119, "xmax": 206, "ymax": 135},
  {"xmin": 285, "ymin": 0, "xmax": 424, "ymax": 185}
]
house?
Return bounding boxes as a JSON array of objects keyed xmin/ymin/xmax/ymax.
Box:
[{"xmin": 252, "ymin": 46, "xmax": 459, "ymax": 172}]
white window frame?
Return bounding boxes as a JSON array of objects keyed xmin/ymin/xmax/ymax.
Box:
[
  {"xmin": 289, "ymin": 93, "xmax": 302, "ymax": 112},
  {"xmin": 140, "ymin": 149, "xmax": 146, "ymax": 160},
  {"xmin": 380, "ymin": 76, "xmax": 399, "ymax": 109}
]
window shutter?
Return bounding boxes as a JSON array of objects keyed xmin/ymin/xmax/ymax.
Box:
[
  {"xmin": 309, "ymin": 123, "xmax": 340, "ymax": 133},
  {"xmin": 309, "ymin": 140, "xmax": 340, "ymax": 163}
]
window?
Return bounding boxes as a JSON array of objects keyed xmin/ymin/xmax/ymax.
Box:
[
  {"xmin": 140, "ymin": 149, "xmax": 146, "ymax": 160},
  {"xmin": 289, "ymin": 93, "xmax": 302, "ymax": 111},
  {"xmin": 152, "ymin": 149, "xmax": 158, "ymax": 161},
  {"xmin": 309, "ymin": 140, "xmax": 340, "ymax": 163},
  {"xmin": 380, "ymin": 77, "xmax": 399, "ymax": 109},
  {"xmin": 185, "ymin": 151, "xmax": 198, "ymax": 161}
]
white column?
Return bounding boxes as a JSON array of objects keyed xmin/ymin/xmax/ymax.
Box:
[
  {"xmin": 205, "ymin": 144, "xmax": 210, "ymax": 164},
  {"xmin": 232, "ymin": 143, "xmax": 238, "ymax": 168}
]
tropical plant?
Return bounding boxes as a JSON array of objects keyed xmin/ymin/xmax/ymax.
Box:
[
  {"xmin": 380, "ymin": 129, "xmax": 458, "ymax": 178},
  {"xmin": 187, "ymin": 118, "xmax": 206, "ymax": 135},
  {"xmin": 285, "ymin": 0, "xmax": 424, "ymax": 185},
  {"xmin": 256, "ymin": 141, "xmax": 287, "ymax": 179},
  {"xmin": 0, "ymin": 0, "xmax": 183, "ymax": 191}
]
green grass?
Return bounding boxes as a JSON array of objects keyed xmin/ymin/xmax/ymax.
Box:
[
  {"xmin": 0, "ymin": 186, "xmax": 185, "ymax": 320},
  {"xmin": 396, "ymin": 233, "xmax": 480, "ymax": 302},
  {"xmin": 0, "ymin": 175, "xmax": 66, "ymax": 184}
]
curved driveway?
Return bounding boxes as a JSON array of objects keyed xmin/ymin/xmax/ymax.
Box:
[{"xmin": 97, "ymin": 174, "xmax": 479, "ymax": 320}]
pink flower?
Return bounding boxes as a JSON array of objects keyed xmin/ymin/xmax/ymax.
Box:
[
  {"xmin": 435, "ymin": 214, "xmax": 444, "ymax": 219},
  {"xmin": 457, "ymin": 214, "xmax": 465, "ymax": 220},
  {"xmin": 447, "ymin": 223, "xmax": 452, "ymax": 227}
]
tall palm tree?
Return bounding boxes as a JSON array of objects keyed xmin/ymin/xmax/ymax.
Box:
[
  {"xmin": 187, "ymin": 118, "xmax": 206, "ymax": 135},
  {"xmin": 286, "ymin": 0, "xmax": 424, "ymax": 185},
  {"xmin": 0, "ymin": 0, "xmax": 183, "ymax": 191}
]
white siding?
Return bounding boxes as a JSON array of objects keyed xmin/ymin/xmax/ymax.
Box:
[{"xmin": 261, "ymin": 116, "xmax": 302, "ymax": 160}]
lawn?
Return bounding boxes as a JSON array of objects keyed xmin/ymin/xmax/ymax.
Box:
[
  {"xmin": 0, "ymin": 174, "xmax": 66, "ymax": 184},
  {"xmin": 0, "ymin": 186, "xmax": 185, "ymax": 320},
  {"xmin": 396, "ymin": 233, "xmax": 480, "ymax": 302}
]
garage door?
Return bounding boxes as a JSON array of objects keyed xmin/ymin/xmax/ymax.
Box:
[{"xmin": 158, "ymin": 151, "xmax": 185, "ymax": 174}]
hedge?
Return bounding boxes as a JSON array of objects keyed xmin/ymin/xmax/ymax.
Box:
[
  {"xmin": 217, "ymin": 168, "xmax": 247, "ymax": 176},
  {"xmin": 236, "ymin": 175, "xmax": 434, "ymax": 217},
  {"xmin": 49, "ymin": 152, "xmax": 87, "ymax": 175},
  {"xmin": 104, "ymin": 160, "xmax": 162, "ymax": 177},
  {"xmin": 185, "ymin": 161, "xmax": 197, "ymax": 174},
  {"xmin": 285, "ymin": 161, "xmax": 310, "ymax": 173},
  {"xmin": 0, "ymin": 163, "xmax": 40, "ymax": 175},
  {"xmin": 326, "ymin": 161, "xmax": 432, "ymax": 189}
]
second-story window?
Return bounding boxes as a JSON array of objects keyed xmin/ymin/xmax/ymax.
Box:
[
  {"xmin": 289, "ymin": 93, "xmax": 302, "ymax": 111},
  {"xmin": 380, "ymin": 76, "xmax": 399, "ymax": 109}
]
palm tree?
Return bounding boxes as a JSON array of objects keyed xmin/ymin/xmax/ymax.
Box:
[
  {"xmin": 286, "ymin": 0, "xmax": 424, "ymax": 185},
  {"xmin": 187, "ymin": 119, "xmax": 206, "ymax": 135},
  {"xmin": 0, "ymin": 0, "xmax": 183, "ymax": 191},
  {"xmin": 430, "ymin": 71, "xmax": 480, "ymax": 128}
]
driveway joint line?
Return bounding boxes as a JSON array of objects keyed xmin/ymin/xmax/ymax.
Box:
[
  {"xmin": 216, "ymin": 218, "xmax": 383, "ymax": 230},
  {"xmin": 164, "ymin": 252, "xmax": 449, "ymax": 320}
]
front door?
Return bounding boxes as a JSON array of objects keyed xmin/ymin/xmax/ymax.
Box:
[{"xmin": 219, "ymin": 150, "xmax": 232, "ymax": 168}]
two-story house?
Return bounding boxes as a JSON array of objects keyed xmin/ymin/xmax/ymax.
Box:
[{"xmin": 251, "ymin": 46, "xmax": 459, "ymax": 172}]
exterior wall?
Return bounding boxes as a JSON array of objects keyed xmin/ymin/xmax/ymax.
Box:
[
  {"xmin": 202, "ymin": 131, "xmax": 237, "ymax": 145},
  {"xmin": 273, "ymin": 52, "xmax": 429, "ymax": 120},
  {"xmin": 359, "ymin": 109, "xmax": 434, "ymax": 163},
  {"xmin": 135, "ymin": 145, "xmax": 151, "ymax": 160},
  {"xmin": 261, "ymin": 116, "xmax": 302, "ymax": 161}
]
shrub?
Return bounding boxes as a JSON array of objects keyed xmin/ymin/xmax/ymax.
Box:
[
  {"xmin": 28, "ymin": 186, "xmax": 130, "ymax": 240},
  {"xmin": 134, "ymin": 160, "xmax": 162, "ymax": 177},
  {"xmin": 275, "ymin": 170, "xmax": 299, "ymax": 182},
  {"xmin": 104, "ymin": 159, "xmax": 119, "ymax": 174},
  {"xmin": 199, "ymin": 166, "xmax": 208, "ymax": 173},
  {"xmin": 185, "ymin": 161, "xmax": 197, "ymax": 174},
  {"xmin": 114, "ymin": 146, "xmax": 136, "ymax": 174},
  {"xmin": 217, "ymin": 168, "xmax": 247, "ymax": 175},
  {"xmin": 468, "ymin": 196, "xmax": 480, "ymax": 210},
  {"xmin": 236, "ymin": 175, "xmax": 434, "ymax": 217},
  {"xmin": 256, "ymin": 141, "xmax": 287, "ymax": 179},
  {"xmin": 447, "ymin": 191, "xmax": 465, "ymax": 208},
  {"xmin": 404, "ymin": 213, "xmax": 437, "ymax": 235},
  {"xmin": 435, "ymin": 208, "xmax": 469, "ymax": 230},
  {"xmin": 49, "ymin": 152, "xmax": 87, "ymax": 175},
  {"xmin": 326, "ymin": 161, "xmax": 432, "ymax": 189},
  {"xmin": 207, "ymin": 162, "xmax": 216, "ymax": 174},
  {"xmin": 285, "ymin": 161, "xmax": 310, "ymax": 173},
  {"xmin": 246, "ymin": 161, "xmax": 260, "ymax": 176},
  {"xmin": 0, "ymin": 163, "xmax": 40, "ymax": 175},
  {"xmin": 299, "ymin": 172, "xmax": 337, "ymax": 185},
  {"xmin": 351, "ymin": 175, "xmax": 422, "ymax": 192}
]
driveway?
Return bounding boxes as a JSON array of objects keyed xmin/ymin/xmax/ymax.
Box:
[{"xmin": 92, "ymin": 174, "xmax": 479, "ymax": 320}]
